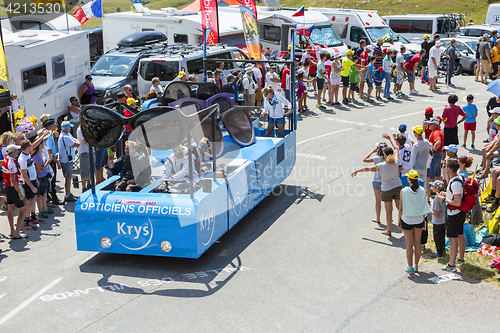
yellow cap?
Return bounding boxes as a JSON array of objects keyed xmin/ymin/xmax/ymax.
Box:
[
  {"xmin": 412, "ymin": 126, "xmax": 424, "ymax": 135},
  {"xmin": 423, "ymin": 34, "xmax": 430, "ymax": 40},
  {"xmin": 346, "ymin": 49, "xmax": 354, "ymax": 55},
  {"xmin": 408, "ymin": 170, "xmax": 419, "ymax": 180},
  {"xmin": 178, "ymin": 71, "xmax": 186, "ymax": 77},
  {"xmin": 126, "ymin": 97, "xmax": 138, "ymax": 105},
  {"xmin": 287, "ymin": 45, "xmax": 292, "ymax": 51}
]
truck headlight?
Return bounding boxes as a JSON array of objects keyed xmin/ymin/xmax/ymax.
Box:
[
  {"xmin": 160, "ymin": 241, "xmax": 172, "ymax": 252},
  {"xmin": 100, "ymin": 237, "xmax": 112, "ymax": 248}
]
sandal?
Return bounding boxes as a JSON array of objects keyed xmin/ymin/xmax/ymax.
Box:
[
  {"xmin": 372, "ymin": 219, "xmax": 381, "ymax": 223},
  {"xmin": 12, "ymin": 233, "xmax": 28, "ymax": 239},
  {"xmin": 381, "ymin": 230, "xmax": 392, "ymax": 236}
]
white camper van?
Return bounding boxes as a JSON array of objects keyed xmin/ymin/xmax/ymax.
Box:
[
  {"xmin": 3, "ymin": 30, "xmax": 90, "ymax": 135},
  {"xmin": 102, "ymin": 7, "xmax": 245, "ymax": 52},
  {"xmin": 383, "ymin": 14, "xmax": 459, "ymax": 43},
  {"xmin": 309, "ymin": 8, "xmax": 415, "ymax": 54},
  {"xmin": 1, "ymin": 13, "xmax": 81, "ymax": 33},
  {"xmin": 486, "ymin": 4, "xmax": 500, "ymax": 26}
]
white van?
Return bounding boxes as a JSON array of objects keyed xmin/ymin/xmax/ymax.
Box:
[
  {"xmin": 383, "ymin": 14, "xmax": 459, "ymax": 43},
  {"xmin": 137, "ymin": 45, "xmax": 248, "ymax": 99},
  {"xmin": 486, "ymin": 4, "xmax": 500, "ymax": 26},
  {"xmin": 308, "ymin": 8, "xmax": 416, "ymax": 54}
]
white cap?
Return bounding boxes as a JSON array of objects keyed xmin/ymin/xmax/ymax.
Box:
[
  {"xmin": 334, "ymin": 52, "xmax": 342, "ymax": 58},
  {"xmin": 435, "ymin": 41, "xmax": 442, "ymax": 46},
  {"xmin": 366, "ymin": 45, "xmax": 374, "ymax": 52}
]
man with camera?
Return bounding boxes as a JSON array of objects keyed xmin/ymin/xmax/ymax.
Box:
[{"xmin": 58, "ymin": 121, "xmax": 79, "ymax": 203}]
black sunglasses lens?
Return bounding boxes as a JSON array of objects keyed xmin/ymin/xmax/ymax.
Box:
[
  {"xmin": 81, "ymin": 108, "xmax": 123, "ymax": 148},
  {"xmin": 163, "ymin": 82, "xmax": 191, "ymax": 101},
  {"xmin": 133, "ymin": 110, "xmax": 185, "ymax": 150},
  {"xmin": 223, "ymin": 108, "xmax": 254, "ymax": 146}
]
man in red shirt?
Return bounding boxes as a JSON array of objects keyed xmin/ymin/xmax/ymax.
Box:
[
  {"xmin": 405, "ymin": 49, "xmax": 426, "ymax": 94},
  {"xmin": 359, "ymin": 45, "xmax": 373, "ymax": 100},
  {"xmin": 428, "ymin": 118, "xmax": 444, "ymax": 182},
  {"xmin": 281, "ymin": 64, "xmax": 291, "ymax": 102},
  {"xmin": 2, "ymin": 144, "xmax": 27, "ymax": 239}
]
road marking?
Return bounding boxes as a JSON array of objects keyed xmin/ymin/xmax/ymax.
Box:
[
  {"xmin": 297, "ymin": 128, "xmax": 352, "ymax": 146},
  {"xmin": 428, "ymin": 273, "xmax": 463, "ymax": 284},
  {"xmin": 0, "ymin": 293, "xmax": 5, "ymax": 300},
  {"xmin": 0, "ymin": 277, "xmax": 63, "ymax": 326},
  {"xmin": 380, "ymin": 110, "xmax": 430, "ymax": 122},
  {"xmin": 0, "ymin": 276, "xmax": 7, "ymax": 282},
  {"xmin": 296, "ymin": 153, "xmax": 327, "ymax": 160}
]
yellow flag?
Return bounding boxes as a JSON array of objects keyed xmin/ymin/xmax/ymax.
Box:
[{"xmin": 0, "ymin": 35, "xmax": 8, "ymax": 83}]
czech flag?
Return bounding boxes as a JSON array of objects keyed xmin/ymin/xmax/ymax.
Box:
[
  {"xmin": 72, "ymin": 0, "xmax": 103, "ymax": 25},
  {"xmin": 292, "ymin": 5, "xmax": 305, "ymax": 17},
  {"xmin": 296, "ymin": 23, "xmax": 315, "ymax": 37}
]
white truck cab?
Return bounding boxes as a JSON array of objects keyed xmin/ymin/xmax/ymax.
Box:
[{"xmin": 383, "ymin": 14, "xmax": 459, "ymax": 43}]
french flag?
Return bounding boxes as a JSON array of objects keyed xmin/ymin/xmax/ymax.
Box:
[
  {"xmin": 296, "ymin": 23, "xmax": 315, "ymax": 37},
  {"xmin": 72, "ymin": 0, "xmax": 103, "ymax": 25},
  {"xmin": 292, "ymin": 5, "xmax": 305, "ymax": 17}
]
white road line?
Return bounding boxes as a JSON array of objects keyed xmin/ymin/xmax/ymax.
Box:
[
  {"xmin": 296, "ymin": 153, "xmax": 327, "ymax": 160},
  {"xmin": 297, "ymin": 128, "xmax": 352, "ymax": 146},
  {"xmin": 0, "ymin": 277, "xmax": 63, "ymax": 326}
]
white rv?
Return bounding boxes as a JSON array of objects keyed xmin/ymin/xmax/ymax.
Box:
[
  {"xmin": 1, "ymin": 13, "xmax": 81, "ymax": 33},
  {"xmin": 486, "ymin": 4, "xmax": 500, "ymax": 26},
  {"xmin": 3, "ymin": 30, "xmax": 90, "ymax": 135},
  {"xmin": 308, "ymin": 8, "xmax": 416, "ymax": 54}
]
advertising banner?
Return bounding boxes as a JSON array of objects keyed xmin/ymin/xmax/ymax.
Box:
[
  {"xmin": 0, "ymin": 28, "xmax": 11, "ymax": 109},
  {"xmin": 240, "ymin": 0, "xmax": 257, "ymax": 18},
  {"xmin": 201, "ymin": 0, "xmax": 219, "ymax": 44},
  {"xmin": 239, "ymin": 5, "xmax": 261, "ymax": 60}
]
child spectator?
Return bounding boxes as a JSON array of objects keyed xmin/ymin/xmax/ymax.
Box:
[
  {"xmin": 296, "ymin": 69, "xmax": 313, "ymax": 113},
  {"xmin": 329, "ymin": 52, "xmax": 343, "ymax": 105},
  {"xmin": 398, "ymin": 124, "xmax": 413, "ymax": 146},
  {"xmin": 323, "ymin": 53, "xmax": 332, "ymax": 104},
  {"xmin": 462, "ymin": 94, "xmax": 478, "ymax": 149},
  {"xmin": 442, "ymin": 94, "xmax": 467, "ymax": 146},
  {"xmin": 458, "ymin": 156, "xmax": 473, "ymax": 178},
  {"xmin": 374, "ymin": 66, "xmax": 384, "ymax": 101},
  {"xmin": 429, "ymin": 180, "xmax": 447, "ymax": 258},
  {"xmin": 383, "ymin": 49, "xmax": 396, "ymax": 100},
  {"xmin": 348, "ymin": 56, "xmax": 360, "ymax": 102},
  {"xmin": 423, "ymin": 107, "xmax": 434, "ymax": 139},
  {"xmin": 365, "ymin": 56, "xmax": 376, "ymax": 103}
]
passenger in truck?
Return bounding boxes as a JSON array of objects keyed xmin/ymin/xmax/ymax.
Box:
[{"xmin": 108, "ymin": 141, "xmax": 151, "ymax": 192}]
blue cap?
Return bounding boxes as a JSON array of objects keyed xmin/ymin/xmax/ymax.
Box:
[
  {"xmin": 61, "ymin": 121, "xmax": 74, "ymax": 128},
  {"xmin": 443, "ymin": 145, "xmax": 458, "ymax": 154},
  {"xmin": 398, "ymin": 124, "xmax": 407, "ymax": 132}
]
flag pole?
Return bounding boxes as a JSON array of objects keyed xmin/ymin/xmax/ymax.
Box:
[{"xmin": 65, "ymin": 1, "xmax": 70, "ymax": 34}]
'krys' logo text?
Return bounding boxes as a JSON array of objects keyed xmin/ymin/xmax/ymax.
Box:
[{"xmin": 117, "ymin": 219, "xmax": 154, "ymax": 251}]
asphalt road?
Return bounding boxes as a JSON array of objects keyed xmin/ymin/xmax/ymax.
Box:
[{"xmin": 1, "ymin": 76, "xmax": 500, "ymax": 332}]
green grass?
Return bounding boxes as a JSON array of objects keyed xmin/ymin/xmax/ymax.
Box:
[{"xmin": 423, "ymin": 222, "xmax": 500, "ymax": 287}]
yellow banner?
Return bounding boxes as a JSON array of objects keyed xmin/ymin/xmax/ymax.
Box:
[{"xmin": 0, "ymin": 38, "xmax": 8, "ymax": 83}]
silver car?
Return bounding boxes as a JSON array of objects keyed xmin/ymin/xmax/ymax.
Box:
[{"xmin": 441, "ymin": 37, "xmax": 479, "ymax": 74}]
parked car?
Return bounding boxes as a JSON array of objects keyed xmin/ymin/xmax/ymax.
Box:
[
  {"xmin": 440, "ymin": 37, "xmax": 478, "ymax": 74},
  {"xmin": 459, "ymin": 25, "xmax": 498, "ymax": 38}
]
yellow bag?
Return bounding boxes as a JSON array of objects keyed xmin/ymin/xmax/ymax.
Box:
[
  {"xmin": 480, "ymin": 178, "xmax": 492, "ymax": 205},
  {"xmin": 490, "ymin": 217, "xmax": 500, "ymax": 234}
]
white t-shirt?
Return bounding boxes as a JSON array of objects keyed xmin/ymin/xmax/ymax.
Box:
[
  {"xmin": 403, "ymin": 132, "xmax": 412, "ymax": 145},
  {"xmin": 395, "ymin": 52, "xmax": 405, "ymax": 72},
  {"xmin": 301, "ymin": 53, "xmax": 314, "ymax": 65},
  {"xmin": 446, "ymin": 175, "xmax": 463, "ymax": 216},
  {"xmin": 252, "ymin": 68, "xmax": 262, "ymax": 87},
  {"xmin": 399, "ymin": 144, "xmax": 412, "ymax": 176},
  {"xmin": 265, "ymin": 71, "xmax": 280, "ymax": 92},
  {"xmin": 18, "ymin": 152, "xmax": 37, "ymax": 181},
  {"xmin": 429, "ymin": 46, "xmax": 441, "ymax": 70},
  {"xmin": 242, "ymin": 74, "xmax": 257, "ymax": 93},
  {"xmin": 150, "ymin": 85, "xmax": 162, "ymax": 94},
  {"xmin": 76, "ymin": 126, "xmax": 89, "ymax": 155},
  {"xmin": 58, "ymin": 131, "xmax": 76, "ymax": 163}
]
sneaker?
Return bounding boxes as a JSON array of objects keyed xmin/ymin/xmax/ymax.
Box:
[
  {"xmin": 46, "ymin": 202, "xmax": 56, "ymax": 208},
  {"xmin": 413, "ymin": 265, "xmax": 418, "ymax": 272},
  {"xmin": 32, "ymin": 217, "xmax": 45, "ymax": 224},
  {"xmin": 486, "ymin": 201, "xmax": 499, "ymax": 213},
  {"xmin": 405, "ymin": 266, "xmax": 415, "ymax": 273},
  {"xmin": 65, "ymin": 194, "xmax": 78, "ymax": 203},
  {"xmin": 430, "ymin": 252, "xmax": 444, "ymax": 258},
  {"xmin": 44, "ymin": 209, "xmax": 54, "ymax": 214},
  {"xmin": 442, "ymin": 263, "xmax": 457, "ymax": 272},
  {"xmin": 376, "ymin": 96, "xmax": 382, "ymax": 101},
  {"xmin": 471, "ymin": 144, "xmax": 475, "ymax": 149},
  {"xmin": 456, "ymin": 258, "xmax": 466, "ymax": 265},
  {"xmin": 38, "ymin": 211, "xmax": 49, "ymax": 218},
  {"xmin": 485, "ymin": 195, "xmax": 496, "ymax": 203},
  {"xmin": 342, "ymin": 98, "xmax": 349, "ymax": 105},
  {"xmin": 316, "ymin": 103, "xmax": 326, "ymax": 108},
  {"xmin": 24, "ymin": 222, "xmax": 37, "ymax": 231},
  {"xmin": 462, "ymin": 143, "xmax": 466, "ymax": 148},
  {"xmin": 387, "ymin": 97, "xmax": 394, "ymax": 100},
  {"xmin": 366, "ymin": 98, "xmax": 374, "ymax": 103}
]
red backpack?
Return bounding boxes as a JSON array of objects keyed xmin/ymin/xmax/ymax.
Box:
[{"xmin": 447, "ymin": 176, "xmax": 479, "ymax": 212}]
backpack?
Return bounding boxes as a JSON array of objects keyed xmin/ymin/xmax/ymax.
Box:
[
  {"xmin": 482, "ymin": 234, "xmax": 500, "ymax": 246},
  {"xmin": 447, "ymin": 176, "xmax": 479, "ymax": 212},
  {"xmin": 463, "ymin": 223, "xmax": 477, "ymax": 247},
  {"xmin": 405, "ymin": 53, "xmax": 415, "ymax": 63},
  {"xmin": 236, "ymin": 77, "xmax": 245, "ymax": 94}
]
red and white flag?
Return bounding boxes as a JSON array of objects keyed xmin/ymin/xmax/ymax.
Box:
[
  {"xmin": 72, "ymin": 0, "xmax": 103, "ymax": 25},
  {"xmin": 292, "ymin": 5, "xmax": 305, "ymax": 17},
  {"xmin": 201, "ymin": 0, "xmax": 219, "ymax": 44}
]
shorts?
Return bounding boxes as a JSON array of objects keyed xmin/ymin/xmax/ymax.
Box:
[
  {"xmin": 38, "ymin": 175, "xmax": 49, "ymax": 196},
  {"xmin": 330, "ymin": 77, "xmax": 341, "ymax": 85},
  {"xmin": 428, "ymin": 66, "xmax": 437, "ymax": 78},
  {"xmin": 405, "ymin": 69, "xmax": 415, "ymax": 83},
  {"xmin": 5, "ymin": 186, "xmax": 25, "ymax": 208},
  {"xmin": 342, "ymin": 75, "xmax": 349, "ymax": 87},
  {"xmin": 480, "ymin": 59, "xmax": 491, "ymax": 74},
  {"xmin": 429, "ymin": 151, "xmax": 443, "ymax": 180},
  {"xmin": 309, "ymin": 70, "xmax": 317, "ymax": 77},
  {"xmin": 381, "ymin": 186, "xmax": 402, "ymax": 202},
  {"xmin": 79, "ymin": 152, "xmax": 91, "ymax": 178},
  {"xmin": 446, "ymin": 210, "xmax": 466, "ymax": 238},
  {"xmin": 255, "ymin": 88, "xmax": 263, "ymax": 101},
  {"xmin": 443, "ymin": 126, "xmax": 459, "ymax": 146},
  {"xmin": 375, "ymin": 80, "xmax": 382, "ymax": 87},
  {"xmin": 366, "ymin": 80, "xmax": 373, "ymax": 88},
  {"xmin": 422, "ymin": 57, "xmax": 429, "ymax": 67},
  {"xmin": 269, "ymin": 117, "xmax": 284, "ymax": 126},
  {"xmin": 349, "ymin": 82, "xmax": 357, "ymax": 91},
  {"xmin": 244, "ymin": 94, "xmax": 255, "ymax": 106},
  {"xmin": 359, "ymin": 73, "xmax": 366, "ymax": 82},
  {"xmin": 396, "ymin": 71, "xmax": 405, "ymax": 84},
  {"xmin": 95, "ymin": 147, "xmax": 108, "ymax": 171},
  {"xmin": 316, "ymin": 77, "xmax": 325, "ymax": 90},
  {"xmin": 61, "ymin": 162, "xmax": 73, "ymax": 178},
  {"xmin": 372, "ymin": 181, "xmax": 381, "ymax": 190},
  {"xmin": 464, "ymin": 122, "xmax": 476, "ymax": 131},
  {"xmin": 401, "ymin": 219, "xmax": 425, "ymax": 230},
  {"xmin": 23, "ymin": 182, "xmax": 37, "ymax": 200}
]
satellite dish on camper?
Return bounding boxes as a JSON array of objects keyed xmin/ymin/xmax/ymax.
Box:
[
  {"xmin": 117, "ymin": 31, "xmax": 167, "ymax": 48},
  {"xmin": 262, "ymin": 0, "xmax": 282, "ymax": 10}
]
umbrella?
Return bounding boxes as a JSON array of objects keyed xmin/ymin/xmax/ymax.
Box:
[{"xmin": 487, "ymin": 79, "xmax": 500, "ymax": 97}]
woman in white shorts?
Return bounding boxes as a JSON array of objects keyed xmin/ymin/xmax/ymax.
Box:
[{"xmin": 328, "ymin": 52, "xmax": 343, "ymax": 105}]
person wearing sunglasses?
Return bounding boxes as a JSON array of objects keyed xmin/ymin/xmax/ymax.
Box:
[
  {"xmin": 58, "ymin": 121, "xmax": 80, "ymax": 203},
  {"xmin": 158, "ymin": 145, "xmax": 199, "ymax": 192},
  {"xmin": 78, "ymin": 75, "xmax": 97, "ymax": 105},
  {"xmin": 193, "ymin": 137, "xmax": 213, "ymax": 177},
  {"xmin": 261, "ymin": 86, "xmax": 291, "ymax": 138},
  {"xmin": 108, "ymin": 141, "xmax": 151, "ymax": 192}
]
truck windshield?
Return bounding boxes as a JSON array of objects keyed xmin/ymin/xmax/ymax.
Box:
[
  {"xmin": 294, "ymin": 26, "xmax": 343, "ymax": 47},
  {"xmin": 365, "ymin": 27, "xmax": 399, "ymax": 43},
  {"xmin": 91, "ymin": 55, "xmax": 136, "ymax": 77}
]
